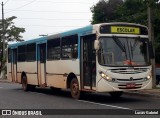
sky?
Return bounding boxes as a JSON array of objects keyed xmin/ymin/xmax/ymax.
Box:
[{"xmin": 0, "ymin": 0, "xmax": 99, "ymax": 41}]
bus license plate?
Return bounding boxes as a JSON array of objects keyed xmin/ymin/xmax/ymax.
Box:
[{"xmin": 126, "ymin": 83, "xmax": 135, "ymax": 88}]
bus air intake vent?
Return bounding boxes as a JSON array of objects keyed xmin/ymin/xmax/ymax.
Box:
[
  {"xmin": 115, "ymin": 78, "xmax": 145, "ymax": 83},
  {"xmin": 110, "ymin": 68, "xmax": 148, "ymax": 74}
]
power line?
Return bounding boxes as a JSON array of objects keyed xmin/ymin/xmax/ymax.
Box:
[
  {"xmin": 7, "ymin": 0, "xmax": 94, "ymax": 4},
  {"xmin": 16, "ymin": 18, "xmax": 90, "ymax": 21},
  {"xmin": 17, "ymin": 25, "xmax": 83, "ymax": 27},
  {"xmin": 4, "ymin": 0, "xmax": 10, "ymax": 5},
  {"xmin": 5, "ymin": 9, "xmax": 90, "ymax": 14},
  {"xmin": 5, "ymin": 0, "xmax": 37, "ymax": 14},
  {"xmin": 31, "ymin": 1, "xmax": 94, "ymax": 4}
]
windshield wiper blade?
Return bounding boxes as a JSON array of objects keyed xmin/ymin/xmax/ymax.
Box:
[
  {"xmin": 112, "ymin": 36, "xmax": 128, "ymax": 59},
  {"xmin": 130, "ymin": 38, "xmax": 139, "ymax": 59},
  {"xmin": 113, "ymin": 36, "xmax": 126, "ymax": 52}
]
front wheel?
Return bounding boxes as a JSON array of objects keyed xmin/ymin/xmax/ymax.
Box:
[
  {"xmin": 70, "ymin": 78, "xmax": 80, "ymax": 99},
  {"xmin": 109, "ymin": 91, "xmax": 123, "ymax": 98}
]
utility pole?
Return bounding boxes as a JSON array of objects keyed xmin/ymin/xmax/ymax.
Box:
[
  {"xmin": 1, "ymin": 1, "xmax": 5, "ymax": 64},
  {"xmin": 148, "ymin": 0, "xmax": 156, "ymax": 88},
  {"xmin": 0, "ymin": 1, "xmax": 6, "ymax": 79}
]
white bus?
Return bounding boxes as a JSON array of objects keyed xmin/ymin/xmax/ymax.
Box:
[{"xmin": 7, "ymin": 22, "xmax": 153, "ymax": 99}]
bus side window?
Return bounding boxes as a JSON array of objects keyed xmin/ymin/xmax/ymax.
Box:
[
  {"xmin": 62, "ymin": 34, "xmax": 78, "ymax": 59},
  {"xmin": 47, "ymin": 38, "xmax": 60, "ymax": 60},
  {"xmin": 26, "ymin": 43, "xmax": 36, "ymax": 61},
  {"xmin": 18, "ymin": 45, "xmax": 26, "ymax": 62}
]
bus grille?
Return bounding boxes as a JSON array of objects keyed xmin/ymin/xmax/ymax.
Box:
[
  {"xmin": 116, "ymin": 78, "xmax": 144, "ymax": 82},
  {"xmin": 110, "ymin": 68, "xmax": 148, "ymax": 74}
]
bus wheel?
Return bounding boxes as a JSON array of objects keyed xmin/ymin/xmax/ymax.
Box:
[
  {"xmin": 70, "ymin": 78, "xmax": 80, "ymax": 99},
  {"xmin": 109, "ymin": 91, "xmax": 123, "ymax": 98},
  {"xmin": 22, "ymin": 75, "xmax": 29, "ymax": 91}
]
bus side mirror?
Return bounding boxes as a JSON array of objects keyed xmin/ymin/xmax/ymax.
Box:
[
  {"xmin": 148, "ymin": 41, "xmax": 154, "ymax": 59},
  {"xmin": 94, "ymin": 40, "xmax": 100, "ymax": 50}
]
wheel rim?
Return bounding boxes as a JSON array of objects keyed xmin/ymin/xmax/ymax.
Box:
[
  {"xmin": 72, "ymin": 82, "xmax": 78, "ymax": 95},
  {"xmin": 71, "ymin": 80, "xmax": 79, "ymax": 98}
]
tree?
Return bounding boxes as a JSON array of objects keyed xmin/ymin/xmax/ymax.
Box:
[
  {"xmin": 0, "ymin": 16, "xmax": 25, "ymax": 78},
  {"xmin": 0, "ymin": 16, "xmax": 25, "ymax": 42},
  {"xmin": 115, "ymin": 0, "xmax": 147, "ymax": 24},
  {"xmin": 90, "ymin": 0, "xmax": 123, "ymax": 24}
]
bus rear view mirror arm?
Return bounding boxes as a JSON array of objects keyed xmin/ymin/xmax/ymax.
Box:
[{"xmin": 94, "ymin": 40, "xmax": 100, "ymax": 50}]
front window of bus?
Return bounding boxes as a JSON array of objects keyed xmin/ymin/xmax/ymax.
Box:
[{"xmin": 98, "ymin": 37, "xmax": 150, "ymax": 66}]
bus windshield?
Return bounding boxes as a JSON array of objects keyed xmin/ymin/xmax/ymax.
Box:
[{"xmin": 98, "ymin": 37, "xmax": 150, "ymax": 66}]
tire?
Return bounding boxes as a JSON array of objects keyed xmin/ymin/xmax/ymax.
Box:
[
  {"xmin": 21, "ymin": 75, "xmax": 29, "ymax": 91},
  {"xmin": 70, "ymin": 78, "xmax": 81, "ymax": 99},
  {"xmin": 22, "ymin": 75, "xmax": 36, "ymax": 91},
  {"xmin": 109, "ymin": 91, "xmax": 123, "ymax": 98}
]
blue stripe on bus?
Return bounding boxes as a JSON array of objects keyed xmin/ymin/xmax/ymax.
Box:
[
  {"xmin": 60, "ymin": 25, "xmax": 92, "ymax": 37},
  {"xmin": 8, "ymin": 37, "xmax": 46, "ymax": 48}
]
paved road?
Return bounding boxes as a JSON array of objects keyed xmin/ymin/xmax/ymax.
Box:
[{"xmin": 0, "ymin": 82, "xmax": 160, "ymax": 117}]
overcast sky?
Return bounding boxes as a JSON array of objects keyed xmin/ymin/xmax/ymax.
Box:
[{"xmin": 0, "ymin": 0, "xmax": 99, "ymax": 41}]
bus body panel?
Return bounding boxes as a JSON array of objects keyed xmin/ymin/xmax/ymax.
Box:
[
  {"xmin": 46, "ymin": 59, "xmax": 80, "ymax": 88},
  {"xmin": 17, "ymin": 62, "xmax": 38, "ymax": 85},
  {"xmin": 7, "ymin": 63, "xmax": 12, "ymax": 82}
]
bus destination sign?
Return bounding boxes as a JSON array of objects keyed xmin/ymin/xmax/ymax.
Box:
[{"xmin": 111, "ymin": 26, "xmax": 140, "ymax": 34}]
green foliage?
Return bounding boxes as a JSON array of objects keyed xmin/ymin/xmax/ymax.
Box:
[
  {"xmin": 115, "ymin": 0, "xmax": 147, "ymax": 25},
  {"xmin": 0, "ymin": 16, "xmax": 25, "ymax": 72},
  {"xmin": 90, "ymin": 0, "xmax": 123, "ymax": 24},
  {"xmin": 0, "ymin": 16, "xmax": 25, "ymax": 42}
]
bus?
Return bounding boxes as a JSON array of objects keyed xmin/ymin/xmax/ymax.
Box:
[{"xmin": 7, "ymin": 22, "xmax": 153, "ymax": 99}]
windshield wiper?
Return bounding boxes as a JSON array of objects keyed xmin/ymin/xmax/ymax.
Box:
[
  {"xmin": 130, "ymin": 38, "xmax": 139, "ymax": 59},
  {"xmin": 112, "ymin": 36, "xmax": 127, "ymax": 59}
]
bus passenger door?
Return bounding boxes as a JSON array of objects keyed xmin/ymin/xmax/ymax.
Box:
[
  {"xmin": 37, "ymin": 43, "xmax": 47, "ymax": 87},
  {"xmin": 81, "ymin": 35, "xmax": 96, "ymax": 90},
  {"xmin": 11, "ymin": 49, "xmax": 17, "ymax": 82}
]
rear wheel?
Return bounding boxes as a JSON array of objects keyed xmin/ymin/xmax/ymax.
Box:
[
  {"xmin": 21, "ymin": 75, "xmax": 29, "ymax": 91},
  {"xmin": 70, "ymin": 78, "xmax": 80, "ymax": 99},
  {"xmin": 109, "ymin": 91, "xmax": 123, "ymax": 98},
  {"xmin": 21, "ymin": 75, "xmax": 35, "ymax": 91}
]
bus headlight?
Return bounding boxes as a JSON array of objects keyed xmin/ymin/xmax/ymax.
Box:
[
  {"xmin": 147, "ymin": 75, "xmax": 151, "ymax": 79},
  {"xmin": 99, "ymin": 71, "xmax": 112, "ymax": 81}
]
